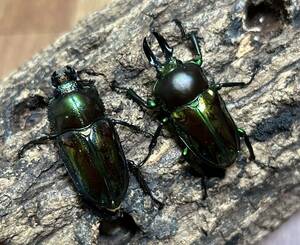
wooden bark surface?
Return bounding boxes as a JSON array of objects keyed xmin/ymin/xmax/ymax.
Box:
[{"xmin": 0, "ymin": 0, "xmax": 299, "ymax": 244}]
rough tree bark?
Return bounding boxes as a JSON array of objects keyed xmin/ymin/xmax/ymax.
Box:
[{"xmin": 0, "ymin": 0, "xmax": 299, "ymax": 244}]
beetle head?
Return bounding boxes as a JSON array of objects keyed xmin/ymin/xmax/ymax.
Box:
[
  {"xmin": 51, "ymin": 66, "xmax": 78, "ymax": 87},
  {"xmin": 143, "ymin": 32, "xmax": 208, "ymax": 109}
]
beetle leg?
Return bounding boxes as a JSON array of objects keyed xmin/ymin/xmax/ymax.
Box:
[
  {"xmin": 127, "ymin": 89, "xmax": 151, "ymax": 108},
  {"xmin": 201, "ymin": 176, "xmax": 208, "ymax": 200},
  {"xmin": 18, "ymin": 134, "xmax": 58, "ymax": 159},
  {"xmin": 127, "ymin": 89, "xmax": 159, "ymax": 109},
  {"xmin": 238, "ymin": 128, "xmax": 255, "ymax": 161},
  {"xmin": 215, "ymin": 61, "xmax": 260, "ymax": 90},
  {"xmin": 138, "ymin": 122, "xmax": 164, "ymax": 168},
  {"xmin": 180, "ymin": 147, "xmax": 208, "ymax": 200},
  {"xmin": 111, "ymin": 82, "xmax": 159, "ymax": 110},
  {"xmin": 127, "ymin": 160, "xmax": 164, "ymax": 209},
  {"xmin": 173, "ymin": 19, "xmax": 203, "ymax": 64},
  {"xmin": 111, "ymin": 119, "xmax": 153, "ymax": 138}
]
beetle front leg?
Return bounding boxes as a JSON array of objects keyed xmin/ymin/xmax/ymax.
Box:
[
  {"xmin": 111, "ymin": 81, "xmax": 158, "ymax": 110},
  {"xmin": 127, "ymin": 160, "xmax": 164, "ymax": 209},
  {"xmin": 126, "ymin": 89, "xmax": 158, "ymax": 109},
  {"xmin": 18, "ymin": 134, "xmax": 58, "ymax": 159},
  {"xmin": 238, "ymin": 128, "xmax": 255, "ymax": 161},
  {"xmin": 173, "ymin": 19, "xmax": 203, "ymax": 65}
]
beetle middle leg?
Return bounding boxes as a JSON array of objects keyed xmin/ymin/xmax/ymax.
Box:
[
  {"xmin": 111, "ymin": 81, "xmax": 159, "ymax": 110},
  {"xmin": 127, "ymin": 160, "xmax": 164, "ymax": 209},
  {"xmin": 215, "ymin": 61, "xmax": 261, "ymax": 90}
]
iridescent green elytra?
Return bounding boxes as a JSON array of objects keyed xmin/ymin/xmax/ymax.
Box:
[
  {"xmin": 118, "ymin": 20, "xmax": 259, "ymax": 198},
  {"xmin": 48, "ymin": 88, "xmax": 128, "ymax": 210},
  {"xmin": 171, "ymin": 88, "xmax": 240, "ymax": 169},
  {"xmin": 18, "ymin": 66, "xmax": 163, "ymax": 215}
]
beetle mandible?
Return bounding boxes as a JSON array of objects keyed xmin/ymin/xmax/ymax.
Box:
[
  {"xmin": 18, "ymin": 66, "xmax": 163, "ymax": 219},
  {"xmin": 113, "ymin": 20, "xmax": 260, "ymax": 199}
]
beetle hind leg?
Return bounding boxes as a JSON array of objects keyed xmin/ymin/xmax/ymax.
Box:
[
  {"xmin": 127, "ymin": 160, "xmax": 164, "ymax": 209},
  {"xmin": 138, "ymin": 122, "xmax": 164, "ymax": 168},
  {"xmin": 180, "ymin": 148, "xmax": 210, "ymax": 200},
  {"xmin": 201, "ymin": 176, "xmax": 208, "ymax": 200},
  {"xmin": 238, "ymin": 128, "xmax": 255, "ymax": 161}
]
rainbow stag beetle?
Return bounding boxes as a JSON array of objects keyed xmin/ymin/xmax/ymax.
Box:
[
  {"xmin": 113, "ymin": 20, "xmax": 260, "ymax": 199},
  {"xmin": 18, "ymin": 66, "xmax": 163, "ymax": 219}
]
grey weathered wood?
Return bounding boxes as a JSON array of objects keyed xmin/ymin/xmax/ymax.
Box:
[{"xmin": 0, "ymin": 0, "xmax": 299, "ymax": 244}]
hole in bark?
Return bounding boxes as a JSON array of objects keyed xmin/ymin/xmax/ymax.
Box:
[
  {"xmin": 13, "ymin": 95, "xmax": 48, "ymax": 132},
  {"xmin": 224, "ymin": 18, "xmax": 244, "ymax": 45},
  {"xmin": 99, "ymin": 213, "xmax": 139, "ymax": 244},
  {"xmin": 245, "ymin": 0, "xmax": 288, "ymax": 34}
]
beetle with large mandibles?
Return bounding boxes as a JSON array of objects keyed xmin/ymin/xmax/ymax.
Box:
[
  {"xmin": 17, "ymin": 66, "xmax": 163, "ymax": 221},
  {"xmin": 113, "ymin": 20, "xmax": 260, "ymax": 199}
]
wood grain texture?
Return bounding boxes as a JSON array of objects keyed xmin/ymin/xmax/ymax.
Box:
[{"xmin": 0, "ymin": 0, "xmax": 299, "ymax": 244}]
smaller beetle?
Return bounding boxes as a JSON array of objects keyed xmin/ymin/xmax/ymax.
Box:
[
  {"xmin": 18, "ymin": 66, "xmax": 163, "ymax": 220},
  {"xmin": 113, "ymin": 20, "xmax": 260, "ymax": 198}
]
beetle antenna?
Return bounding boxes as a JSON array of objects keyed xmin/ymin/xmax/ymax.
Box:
[
  {"xmin": 143, "ymin": 38, "xmax": 161, "ymax": 70},
  {"xmin": 152, "ymin": 32, "xmax": 173, "ymax": 62}
]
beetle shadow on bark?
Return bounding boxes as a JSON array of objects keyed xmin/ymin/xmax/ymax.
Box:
[{"xmin": 250, "ymin": 103, "xmax": 300, "ymax": 142}]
